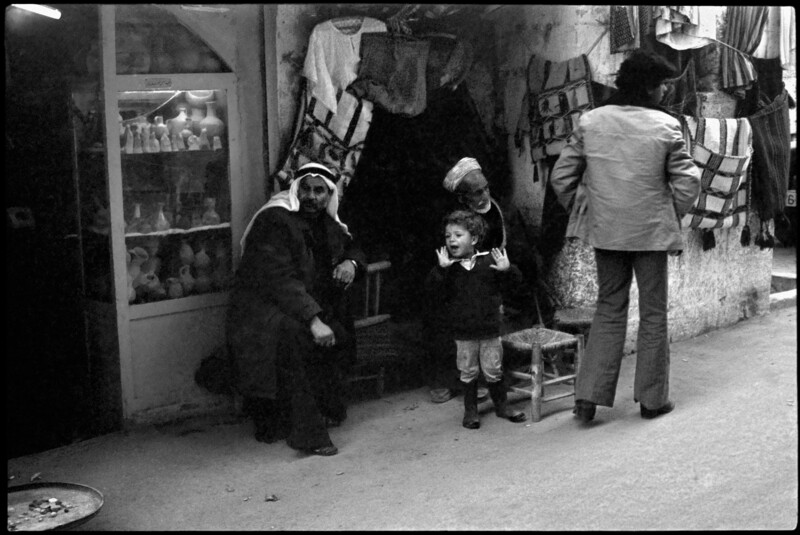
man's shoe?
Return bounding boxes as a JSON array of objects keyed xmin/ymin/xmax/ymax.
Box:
[
  {"xmin": 430, "ymin": 388, "xmax": 455, "ymax": 404},
  {"xmin": 640, "ymin": 400, "xmax": 675, "ymax": 419},
  {"xmin": 462, "ymin": 380, "xmax": 481, "ymax": 429},
  {"xmin": 308, "ymin": 445, "xmax": 338, "ymax": 456},
  {"xmin": 487, "ymin": 381, "xmax": 527, "ymax": 423},
  {"xmin": 573, "ymin": 400, "xmax": 596, "ymax": 422}
]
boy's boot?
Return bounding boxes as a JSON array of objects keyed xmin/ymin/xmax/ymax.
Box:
[
  {"xmin": 461, "ymin": 380, "xmax": 480, "ymax": 429},
  {"xmin": 488, "ymin": 380, "xmax": 527, "ymax": 423}
]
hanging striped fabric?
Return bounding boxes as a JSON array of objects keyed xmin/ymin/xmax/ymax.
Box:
[
  {"xmin": 680, "ymin": 116, "xmax": 753, "ymax": 229},
  {"xmin": 273, "ymin": 88, "xmax": 374, "ymax": 199}
]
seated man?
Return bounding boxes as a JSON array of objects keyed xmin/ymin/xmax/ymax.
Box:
[{"xmin": 227, "ymin": 162, "xmax": 366, "ymax": 457}]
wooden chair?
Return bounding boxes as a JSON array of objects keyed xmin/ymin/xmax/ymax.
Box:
[
  {"xmin": 349, "ymin": 261, "xmax": 394, "ymax": 397},
  {"xmin": 500, "ymin": 327, "xmax": 584, "ymax": 422}
]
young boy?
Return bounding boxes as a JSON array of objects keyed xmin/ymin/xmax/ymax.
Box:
[{"xmin": 425, "ymin": 210, "xmax": 527, "ymax": 429}]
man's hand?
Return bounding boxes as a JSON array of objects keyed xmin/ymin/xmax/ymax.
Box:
[
  {"xmin": 489, "ymin": 248, "xmax": 510, "ymax": 271},
  {"xmin": 436, "ymin": 247, "xmax": 456, "ymax": 268},
  {"xmin": 332, "ymin": 259, "xmax": 356, "ymax": 288},
  {"xmin": 310, "ymin": 316, "xmax": 336, "ymax": 347}
]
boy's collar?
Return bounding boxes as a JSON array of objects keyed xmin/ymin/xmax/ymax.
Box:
[{"xmin": 457, "ymin": 250, "xmax": 489, "ymax": 271}]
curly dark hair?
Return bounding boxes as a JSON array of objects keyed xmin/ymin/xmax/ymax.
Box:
[
  {"xmin": 442, "ymin": 209, "xmax": 486, "ymax": 243},
  {"xmin": 614, "ymin": 50, "xmax": 677, "ymax": 101}
]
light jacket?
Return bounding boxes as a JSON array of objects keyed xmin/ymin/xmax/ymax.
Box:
[{"xmin": 550, "ymin": 105, "xmax": 701, "ymax": 251}]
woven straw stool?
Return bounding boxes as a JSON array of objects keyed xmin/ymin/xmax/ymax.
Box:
[{"xmin": 500, "ymin": 327, "xmax": 584, "ymax": 422}]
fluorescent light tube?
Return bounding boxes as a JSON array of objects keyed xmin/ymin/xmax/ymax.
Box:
[{"xmin": 11, "ymin": 4, "xmax": 62, "ymax": 20}]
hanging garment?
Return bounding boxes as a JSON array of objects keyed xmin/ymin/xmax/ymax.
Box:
[
  {"xmin": 654, "ymin": 6, "xmax": 718, "ymax": 51},
  {"xmin": 780, "ymin": 6, "xmax": 796, "ymax": 69},
  {"xmin": 610, "ymin": 5, "xmax": 637, "ymax": 54},
  {"xmin": 303, "ymin": 17, "xmax": 387, "ymax": 114},
  {"xmin": 528, "ymin": 55, "xmax": 595, "ymax": 163},
  {"xmin": 348, "ymin": 32, "xmax": 430, "ymax": 117},
  {"xmin": 720, "ymin": 6, "xmax": 769, "ymax": 96},
  {"xmin": 747, "ymin": 89, "xmax": 792, "ymax": 221},
  {"xmin": 661, "ymin": 57, "xmax": 700, "ymax": 118},
  {"xmin": 680, "ymin": 116, "xmax": 753, "ymax": 230},
  {"xmin": 273, "ymin": 86, "xmax": 373, "ymax": 200}
]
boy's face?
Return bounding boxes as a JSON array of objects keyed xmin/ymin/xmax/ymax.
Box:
[{"xmin": 445, "ymin": 223, "xmax": 478, "ymax": 259}]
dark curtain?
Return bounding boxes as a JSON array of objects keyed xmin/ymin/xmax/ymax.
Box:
[{"xmin": 340, "ymin": 83, "xmax": 507, "ymax": 319}]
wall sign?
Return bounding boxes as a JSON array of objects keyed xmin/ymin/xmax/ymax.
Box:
[{"xmin": 144, "ymin": 77, "xmax": 172, "ymax": 89}]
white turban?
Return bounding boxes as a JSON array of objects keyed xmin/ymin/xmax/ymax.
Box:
[
  {"xmin": 240, "ymin": 163, "xmax": 350, "ymax": 255},
  {"xmin": 443, "ymin": 157, "xmax": 482, "ymax": 192}
]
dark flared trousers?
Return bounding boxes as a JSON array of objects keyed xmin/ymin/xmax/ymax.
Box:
[{"xmin": 575, "ymin": 249, "xmax": 670, "ymax": 409}]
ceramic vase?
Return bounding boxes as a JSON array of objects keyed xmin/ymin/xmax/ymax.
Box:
[
  {"xmin": 201, "ymin": 197, "xmax": 221, "ymax": 226},
  {"xmin": 198, "ymin": 128, "xmax": 211, "ymax": 150},
  {"xmin": 179, "ymin": 264, "xmax": 195, "ymax": 294},
  {"xmin": 159, "ymin": 132, "xmax": 172, "ymax": 152},
  {"xmin": 180, "ymin": 120, "xmax": 194, "ymax": 142},
  {"xmin": 179, "ymin": 240, "xmax": 195, "ymax": 266},
  {"xmin": 194, "ymin": 269, "xmax": 212, "ymax": 294},
  {"xmin": 123, "ymin": 125, "xmax": 134, "ymax": 154},
  {"xmin": 190, "ymin": 108, "xmax": 205, "ymax": 135},
  {"xmin": 166, "ymin": 277, "xmax": 184, "ymax": 299},
  {"xmin": 133, "ymin": 131, "xmax": 143, "ymax": 154},
  {"xmin": 167, "ymin": 106, "xmax": 188, "ymax": 137},
  {"xmin": 172, "ymin": 134, "xmax": 186, "ymax": 151},
  {"xmin": 153, "ymin": 116, "xmax": 168, "ymax": 138},
  {"xmin": 154, "ymin": 202, "xmax": 171, "ymax": 232},
  {"xmin": 199, "ymin": 101, "xmax": 224, "ymax": 138},
  {"xmin": 149, "ymin": 132, "xmax": 161, "ymax": 153},
  {"xmin": 187, "ymin": 135, "xmax": 201, "ymax": 151},
  {"xmin": 194, "ymin": 245, "xmax": 211, "ymax": 270}
]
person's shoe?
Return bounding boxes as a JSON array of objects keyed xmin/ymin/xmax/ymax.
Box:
[
  {"xmin": 461, "ymin": 380, "xmax": 480, "ymax": 429},
  {"xmin": 487, "ymin": 381, "xmax": 527, "ymax": 423},
  {"xmin": 477, "ymin": 386, "xmax": 489, "ymax": 401},
  {"xmin": 308, "ymin": 445, "xmax": 338, "ymax": 456},
  {"xmin": 573, "ymin": 400, "xmax": 596, "ymax": 422},
  {"xmin": 430, "ymin": 388, "xmax": 455, "ymax": 404},
  {"xmin": 640, "ymin": 400, "xmax": 675, "ymax": 419}
]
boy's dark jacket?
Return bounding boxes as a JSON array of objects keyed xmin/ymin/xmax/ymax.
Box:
[{"xmin": 425, "ymin": 254, "xmax": 525, "ymax": 340}]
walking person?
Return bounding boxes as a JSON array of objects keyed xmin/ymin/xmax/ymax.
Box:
[
  {"xmin": 227, "ymin": 162, "xmax": 366, "ymax": 456},
  {"xmin": 549, "ymin": 50, "xmax": 701, "ymax": 422},
  {"xmin": 425, "ymin": 210, "xmax": 527, "ymax": 429}
]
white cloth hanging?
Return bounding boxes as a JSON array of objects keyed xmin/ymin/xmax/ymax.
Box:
[
  {"xmin": 780, "ymin": 6, "xmax": 796, "ymax": 68},
  {"xmin": 302, "ymin": 17, "xmax": 387, "ymax": 114},
  {"xmin": 654, "ymin": 6, "xmax": 720, "ymax": 51}
]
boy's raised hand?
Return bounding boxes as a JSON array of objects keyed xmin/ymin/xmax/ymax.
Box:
[
  {"xmin": 436, "ymin": 246, "xmax": 456, "ymax": 268},
  {"xmin": 489, "ymin": 248, "xmax": 510, "ymax": 271}
]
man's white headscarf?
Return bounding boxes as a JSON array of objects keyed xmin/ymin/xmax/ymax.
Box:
[
  {"xmin": 239, "ymin": 163, "xmax": 350, "ymax": 255},
  {"xmin": 442, "ymin": 157, "xmax": 482, "ymax": 192}
]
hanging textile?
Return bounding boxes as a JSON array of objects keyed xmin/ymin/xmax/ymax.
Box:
[
  {"xmin": 303, "ymin": 17, "xmax": 387, "ymax": 114},
  {"xmin": 747, "ymin": 89, "xmax": 792, "ymax": 221},
  {"xmin": 348, "ymin": 32, "xmax": 430, "ymax": 117},
  {"xmin": 654, "ymin": 6, "xmax": 717, "ymax": 51},
  {"xmin": 661, "ymin": 57, "xmax": 700, "ymax": 117},
  {"xmin": 610, "ymin": 5, "xmax": 637, "ymax": 53},
  {"xmin": 720, "ymin": 6, "xmax": 769, "ymax": 97},
  {"xmin": 780, "ymin": 6, "xmax": 796, "ymax": 69},
  {"xmin": 528, "ymin": 55, "xmax": 595, "ymax": 163},
  {"xmin": 272, "ymin": 86, "xmax": 373, "ymax": 199},
  {"xmin": 680, "ymin": 115, "xmax": 753, "ymax": 231}
]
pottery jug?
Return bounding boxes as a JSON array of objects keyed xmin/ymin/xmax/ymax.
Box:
[
  {"xmin": 194, "ymin": 245, "xmax": 211, "ymax": 270},
  {"xmin": 201, "ymin": 197, "xmax": 221, "ymax": 226},
  {"xmin": 187, "ymin": 135, "xmax": 201, "ymax": 151},
  {"xmin": 153, "ymin": 116, "xmax": 168, "ymax": 138},
  {"xmin": 199, "ymin": 101, "xmax": 224, "ymax": 138},
  {"xmin": 179, "ymin": 240, "xmax": 195, "ymax": 266},
  {"xmin": 123, "ymin": 125, "xmax": 134, "ymax": 154},
  {"xmin": 133, "ymin": 131, "xmax": 144, "ymax": 154},
  {"xmin": 166, "ymin": 277, "xmax": 184, "ymax": 299},
  {"xmin": 172, "ymin": 134, "xmax": 185, "ymax": 151},
  {"xmin": 198, "ymin": 128, "xmax": 211, "ymax": 150},
  {"xmin": 180, "ymin": 120, "xmax": 194, "ymax": 142},
  {"xmin": 159, "ymin": 132, "xmax": 172, "ymax": 152},
  {"xmin": 212, "ymin": 136, "xmax": 223, "ymax": 151},
  {"xmin": 190, "ymin": 108, "xmax": 205, "ymax": 135},
  {"xmin": 149, "ymin": 132, "xmax": 161, "ymax": 153},
  {"xmin": 126, "ymin": 204, "xmax": 144, "ymax": 233},
  {"xmin": 153, "ymin": 202, "xmax": 171, "ymax": 232},
  {"xmin": 179, "ymin": 264, "xmax": 195, "ymax": 294},
  {"xmin": 194, "ymin": 269, "xmax": 212, "ymax": 293},
  {"xmin": 168, "ymin": 106, "xmax": 188, "ymax": 137}
]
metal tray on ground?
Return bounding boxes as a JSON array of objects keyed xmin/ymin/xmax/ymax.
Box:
[{"xmin": 7, "ymin": 482, "xmax": 104, "ymax": 531}]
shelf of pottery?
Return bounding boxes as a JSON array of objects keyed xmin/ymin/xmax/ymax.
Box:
[{"xmin": 118, "ymin": 89, "xmax": 232, "ymax": 305}]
